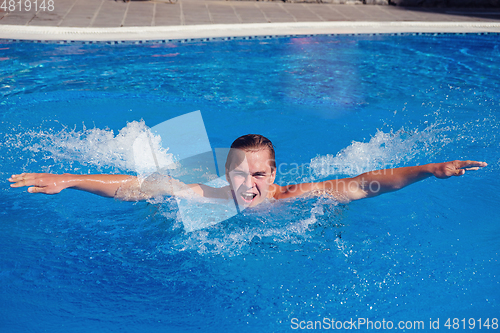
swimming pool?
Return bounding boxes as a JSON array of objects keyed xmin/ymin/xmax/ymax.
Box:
[{"xmin": 1, "ymin": 33, "xmax": 499, "ymax": 332}]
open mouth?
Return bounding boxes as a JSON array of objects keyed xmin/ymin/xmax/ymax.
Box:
[{"xmin": 240, "ymin": 192, "xmax": 257, "ymax": 203}]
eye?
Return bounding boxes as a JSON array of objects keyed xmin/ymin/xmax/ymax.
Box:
[{"xmin": 233, "ymin": 171, "xmax": 248, "ymax": 178}]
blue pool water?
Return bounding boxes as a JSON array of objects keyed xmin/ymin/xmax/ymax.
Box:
[{"xmin": 1, "ymin": 33, "xmax": 499, "ymax": 332}]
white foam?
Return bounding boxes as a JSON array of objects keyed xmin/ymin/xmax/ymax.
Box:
[
  {"xmin": 132, "ymin": 130, "xmax": 176, "ymax": 175},
  {"xmin": 162, "ymin": 195, "xmax": 340, "ymax": 256},
  {"xmin": 309, "ymin": 124, "xmax": 451, "ymax": 179},
  {"xmin": 21, "ymin": 120, "xmax": 176, "ymax": 173}
]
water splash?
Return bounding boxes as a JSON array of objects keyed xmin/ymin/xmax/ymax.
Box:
[
  {"xmin": 308, "ymin": 124, "xmax": 451, "ymax": 180},
  {"xmin": 4, "ymin": 120, "xmax": 175, "ymax": 173},
  {"xmin": 160, "ymin": 195, "xmax": 343, "ymax": 256}
]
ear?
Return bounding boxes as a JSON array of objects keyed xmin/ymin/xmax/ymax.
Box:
[
  {"xmin": 269, "ymin": 169, "xmax": 276, "ymax": 184},
  {"xmin": 225, "ymin": 168, "xmax": 230, "ymax": 184}
]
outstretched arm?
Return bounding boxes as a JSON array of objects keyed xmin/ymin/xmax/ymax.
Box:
[
  {"xmin": 338, "ymin": 160, "xmax": 487, "ymax": 201},
  {"xmin": 272, "ymin": 160, "xmax": 487, "ymax": 202},
  {"xmin": 9, "ymin": 173, "xmax": 137, "ymax": 198},
  {"xmin": 9, "ymin": 172, "xmax": 218, "ymax": 201}
]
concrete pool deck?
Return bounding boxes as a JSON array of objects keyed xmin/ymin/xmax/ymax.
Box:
[{"xmin": 1, "ymin": 0, "xmax": 500, "ymax": 40}]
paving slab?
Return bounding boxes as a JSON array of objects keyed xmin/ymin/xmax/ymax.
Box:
[
  {"xmin": 154, "ymin": 3, "xmax": 182, "ymax": 25},
  {"xmin": 283, "ymin": 5, "xmax": 321, "ymax": 22},
  {"xmin": 321, "ymin": 6, "xmax": 352, "ymax": 20},
  {"xmin": 207, "ymin": 3, "xmax": 241, "ymax": 24},
  {"xmin": 235, "ymin": 3, "xmax": 268, "ymax": 23},
  {"xmin": 124, "ymin": 2, "xmax": 155, "ymax": 26},
  {"xmin": 92, "ymin": 1, "xmax": 128, "ymax": 27}
]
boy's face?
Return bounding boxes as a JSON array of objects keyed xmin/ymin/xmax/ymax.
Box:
[{"xmin": 226, "ymin": 149, "xmax": 276, "ymax": 209}]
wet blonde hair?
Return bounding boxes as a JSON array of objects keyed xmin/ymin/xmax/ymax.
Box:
[{"xmin": 225, "ymin": 134, "xmax": 276, "ymax": 172}]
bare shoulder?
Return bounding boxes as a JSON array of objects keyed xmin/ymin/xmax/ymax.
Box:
[
  {"xmin": 267, "ymin": 183, "xmax": 282, "ymax": 199},
  {"xmin": 196, "ymin": 184, "xmax": 232, "ymax": 199},
  {"xmin": 268, "ymin": 182, "xmax": 321, "ymax": 200}
]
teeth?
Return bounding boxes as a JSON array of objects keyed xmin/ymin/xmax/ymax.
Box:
[{"xmin": 242, "ymin": 193, "xmax": 256, "ymax": 200}]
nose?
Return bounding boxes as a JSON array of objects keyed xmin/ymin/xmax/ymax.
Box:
[{"xmin": 244, "ymin": 174, "xmax": 253, "ymax": 188}]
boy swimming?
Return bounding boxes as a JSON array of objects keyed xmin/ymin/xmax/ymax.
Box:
[{"xmin": 9, "ymin": 134, "xmax": 487, "ymax": 209}]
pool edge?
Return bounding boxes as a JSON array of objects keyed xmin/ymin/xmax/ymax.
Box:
[{"xmin": 1, "ymin": 21, "xmax": 500, "ymax": 41}]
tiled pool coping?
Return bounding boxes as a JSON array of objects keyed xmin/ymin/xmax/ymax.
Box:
[{"xmin": 2, "ymin": 21, "xmax": 500, "ymax": 41}]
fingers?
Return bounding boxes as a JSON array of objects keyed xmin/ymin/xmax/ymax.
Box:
[
  {"xmin": 8, "ymin": 173, "xmax": 25, "ymax": 183},
  {"xmin": 27, "ymin": 186, "xmax": 53, "ymax": 194},
  {"xmin": 9, "ymin": 174, "xmax": 34, "ymax": 187},
  {"xmin": 27, "ymin": 186, "xmax": 44, "ymax": 193},
  {"xmin": 8, "ymin": 173, "xmax": 46, "ymax": 191},
  {"xmin": 458, "ymin": 160, "xmax": 487, "ymax": 169},
  {"xmin": 10, "ymin": 172, "xmax": 47, "ymax": 179},
  {"xmin": 9, "ymin": 174, "xmax": 26, "ymax": 187},
  {"xmin": 454, "ymin": 160, "xmax": 487, "ymax": 177},
  {"xmin": 9, "ymin": 173, "xmax": 37, "ymax": 183}
]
